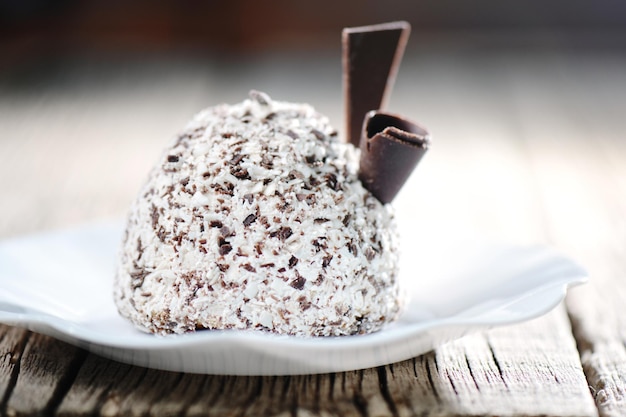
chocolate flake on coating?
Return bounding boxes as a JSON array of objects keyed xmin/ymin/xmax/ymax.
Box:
[
  {"xmin": 243, "ymin": 213, "xmax": 257, "ymax": 226},
  {"xmin": 150, "ymin": 204, "xmax": 159, "ymax": 229},
  {"xmin": 270, "ymin": 226, "xmax": 293, "ymax": 241},
  {"xmin": 218, "ymin": 233, "xmax": 233, "ymax": 255},
  {"xmin": 290, "ymin": 273, "xmax": 306, "ymax": 290},
  {"xmin": 230, "ymin": 166, "xmax": 250, "ymax": 179},
  {"xmin": 311, "ymin": 128, "xmax": 326, "ymax": 141},
  {"xmin": 229, "ymin": 154, "xmax": 245, "ymax": 165},
  {"xmin": 130, "ymin": 270, "xmax": 148, "ymax": 289}
]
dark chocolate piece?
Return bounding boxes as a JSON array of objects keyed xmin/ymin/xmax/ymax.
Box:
[
  {"xmin": 342, "ymin": 21, "xmax": 410, "ymax": 148},
  {"xmin": 359, "ymin": 111, "xmax": 430, "ymax": 204}
]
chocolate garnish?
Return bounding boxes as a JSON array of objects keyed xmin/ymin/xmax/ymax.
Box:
[
  {"xmin": 342, "ymin": 21, "xmax": 410, "ymax": 148},
  {"xmin": 359, "ymin": 111, "xmax": 430, "ymax": 204}
]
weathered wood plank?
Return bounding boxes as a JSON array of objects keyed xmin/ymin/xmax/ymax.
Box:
[
  {"xmin": 56, "ymin": 355, "xmax": 146, "ymax": 417},
  {"xmin": 389, "ymin": 55, "xmax": 597, "ymax": 416},
  {"xmin": 337, "ymin": 55, "xmax": 576, "ymax": 417},
  {"xmin": 3, "ymin": 333, "xmax": 86, "ymax": 417},
  {"xmin": 58, "ymin": 311, "xmax": 593, "ymax": 416},
  {"xmin": 60, "ymin": 365, "xmax": 398, "ymax": 417},
  {"xmin": 384, "ymin": 309, "xmax": 594, "ymax": 417},
  {"xmin": 506, "ymin": 58, "xmax": 626, "ymax": 416},
  {"xmin": 0, "ymin": 326, "xmax": 30, "ymax": 414}
]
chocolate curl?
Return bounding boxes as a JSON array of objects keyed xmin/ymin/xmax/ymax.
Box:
[
  {"xmin": 343, "ymin": 21, "xmax": 410, "ymax": 148},
  {"xmin": 359, "ymin": 111, "xmax": 430, "ymax": 204}
]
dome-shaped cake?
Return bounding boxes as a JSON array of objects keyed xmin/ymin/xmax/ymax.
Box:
[{"xmin": 114, "ymin": 91, "xmax": 402, "ymax": 336}]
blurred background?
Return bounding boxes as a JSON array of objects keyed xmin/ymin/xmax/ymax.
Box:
[
  {"xmin": 1, "ymin": 0, "xmax": 625, "ymax": 241},
  {"xmin": 3, "ymin": 0, "xmax": 626, "ymax": 56}
]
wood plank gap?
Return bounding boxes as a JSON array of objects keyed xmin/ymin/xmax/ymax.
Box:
[
  {"xmin": 267, "ymin": 375, "xmax": 278, "ymax": 399},
  {"xmin": 46, "ymin": 348, "xmax": 88, "ymax": 416},
  {"xmin": 351, "ymin": 391, "xmax": 368, "ymax": 417},
  {"xmin": 487, "ymin": 341, "xmax": 508, "ymax": 390},
  {"xmin": 445, "ymin": 371, "xmax": 458, "ymax": 397},
  {"xmin": 91, "ymin": 365, "xmax": 150, "ymax": 417},
  {"xmin": 288, "ymin": 377, "xmax": 299, "ymax": 417},
  {"xmin": 424, "ymin": 357, "xmax": 440, "ymax": 400},
  {"xmin": 89, "ymin": 361, "xmax": 145, "ymax": 417},
  {"xmin": 376, "ymin": 366, "xmax": 399, "ymax": 417},
  {"xmin": 281, "ymin": 376, "xmax": 291, "ymax": 402},
  {"xmin": 172, "ymin": 374, "xmax": 211, "ymax": 417},
  {"xmin": 186, "ymin": 375, "xmax": 242, "ymax": 417},
  {"xmin": 235, "ymin": 378, "xmax": 264, "ymax": 417},
  {"xmin": 328, "ymin": 372, "xmax": 336, "ymax": 400},
  {"xmin": 464, "ymin": 355, "xmax": 481, "ymax": 392},
  {"xmin": 146, "ymin": 372, "xmax": 186, "ymax": 417},
  {"xmin": 351, "ymin": 371, "xmax": 368, "ymax": 417},
  {"xmin": 312, "ymin": 374, "xmax": 321, "ymax": 411}
]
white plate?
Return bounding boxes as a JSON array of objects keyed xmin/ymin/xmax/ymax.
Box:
[{"xmin": 0, "ymin": 222, "xmax": 586, "ymax": 375}]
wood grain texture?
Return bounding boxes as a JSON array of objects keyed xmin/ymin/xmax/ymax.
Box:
[
  {"xmin": 1, "ymin": 47, "xmax": 623, "ymax": 416},
  {"xmin": 396, "ymin": 308, "xmax": 595, "ymax": 417},
  {"xmin": 504, "ymin": 57, "xmax": 626, "ymax": 417},
  {"xmin": 0, "ymin": 326, "xmax": 30, "ymax": 415},
  {"xmin": 3, "ymin": 333, "xmax": 86, "ymax": 416}
]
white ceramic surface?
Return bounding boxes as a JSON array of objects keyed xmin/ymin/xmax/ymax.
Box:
[{"xmin": 0, "ymin": 222, "xmax": 586, "ymax": 375}]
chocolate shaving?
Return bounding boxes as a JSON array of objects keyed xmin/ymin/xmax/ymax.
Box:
[
  {"xmin": 229, "ymin": 154, "xmax": 244, "ymax": 165},
  {"xmin": 290, "ymin": 273, "xmax": 306, "ymax": 290},
  {"xmin": 219, "ymin": 244, "xmax": 232, "ymax": 256},
  {"xmin": 342, "ymin": 21, "xmax": 410, "ymax": 147},
  {"xmin": 358, "ymin": 111, "xmax": 430, "ymax": 204},
  {"xmin": 243, "ymin": 213, "xmax": 257, "ymax": 226},
  {"xmin": 270, "ymin": 226, "xmax": 293, "ymax": 241}
]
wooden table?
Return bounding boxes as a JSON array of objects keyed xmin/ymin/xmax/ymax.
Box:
[{"xmin": 0, "ymin": 44, "xmax": 624, "ymax": 416}]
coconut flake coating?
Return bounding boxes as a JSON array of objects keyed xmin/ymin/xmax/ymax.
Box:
[{"xmin": 114, "ymin": 91, "xmax": 401, "ymax": 336}]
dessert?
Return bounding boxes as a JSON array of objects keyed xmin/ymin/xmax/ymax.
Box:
[
  {"xmin": 114, "ymin": 91, "xmax": 401, "ymax": 336},
  {"xmin": 114, "ymin": 21, "xmax": 430, "ymax": 337}
]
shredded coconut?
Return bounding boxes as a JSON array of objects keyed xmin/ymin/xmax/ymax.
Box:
[{"xmin": 114, "ymin": 91, "xmax": 402, "ymax": 336}]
